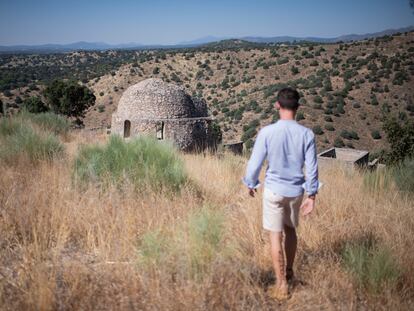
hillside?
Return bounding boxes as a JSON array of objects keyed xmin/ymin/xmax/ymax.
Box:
[{"xmin": 1, "ymin": 31, "xmax": 414, "ymax": 152}]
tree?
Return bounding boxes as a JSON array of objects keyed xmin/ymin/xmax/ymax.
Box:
[
  {"xmin": 23, "ymin": 96, "xmax": 49, "ymax": 113},
  {"xmin": 383, "ymin": 117, "xmax": 414, "ymax": 164},
  {"xmin": 44, "ymin": 80, "xmax": 95, "ymax": 122},
  {"xmin": 211, "ymin": 121, "xmax": 222, "ymax": 144}
]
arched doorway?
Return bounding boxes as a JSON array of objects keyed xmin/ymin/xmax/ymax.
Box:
[{"xmin": 124, "ymin": 120, "xmax": 131, "ymax": 138}]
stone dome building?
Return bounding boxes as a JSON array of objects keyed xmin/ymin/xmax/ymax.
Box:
[{"xmin": 111, "ymin": 78, "xmax": 214, "ymax": 151}]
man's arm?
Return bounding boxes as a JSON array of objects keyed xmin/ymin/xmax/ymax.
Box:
[
  {"xmin": 242, "ymin": 129, "xmax": 267, "ymax": 196},
  {"xmin": 304, "ymin": 132, "xmax": 319, "ymax": 195},
  {"xmin": 301, "ymin": 132, "xmax": 319, "ymax": 215}
]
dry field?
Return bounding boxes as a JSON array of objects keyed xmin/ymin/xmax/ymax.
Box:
[{"xmin": 0, "ymin": 131, "xmax": 413, "ymax": 310}]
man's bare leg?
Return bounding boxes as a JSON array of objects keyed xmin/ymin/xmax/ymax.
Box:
[
  {"xmin": 284, "ymin": 225, "xmax": 297, "ymax": 281},
  {"xmin": 269, "ymin": 231, "xmax": 288, "ymax": 298}
]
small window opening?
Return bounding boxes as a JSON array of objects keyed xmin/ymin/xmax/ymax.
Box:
[
  {"xmin": 124, "ymin": 120, "xmax": 131, "ymax": 138},
  {"xmin": 156, "ymin": 122, "xmax": 164, "ymax": 140}
]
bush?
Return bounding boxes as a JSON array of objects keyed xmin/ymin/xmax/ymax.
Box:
[
  {"xmin": 371, "ymin": 130, "xmax": 381, "ymax": 140},
  {"xmin": 296, "ymin": 111, "xmax": 305, "ymax": 121},
  {"xmin": 383, "ymin": 118, "xmax": 414, "ymax": 164},
  {"xmin": 241, "ymin": 127, "xmax": 257, "ymax": 142},
  {"xmin": 23, "ymin": 96, "xmax": 49, "ymax": 113},
  {"xmin": 341, "ymin": 237, "xmax": 401, "ymax": 293},
  {"xmin": 340, "ymin": 129, "xmax": 358, "ymax": 140},
  {"xmin": 324, "ymin": 124, "xmax": 335, "ymax": 131},
  {"xmin": 314, "ymin": 95, "xmax": 323, "ymax": 104},
  {"xmin": 44, "ymin": 80, "xmax": 95, "ymax": 121},
  {"xmin": 0, "ymin": 117, "xmax": 64, "ymax": 164},
  {"xmin": 73, "ymin": 135, "xmax": 187, "ymax": 192},
  {"xmin": 312, "ymin": 125, "xmax": 324, "ymax": 135},
  {"xmin": 334, "ymin": 137, "xmax": 345, "ymax": 147}
]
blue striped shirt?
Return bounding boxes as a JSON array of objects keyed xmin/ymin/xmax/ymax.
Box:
[{"xmin": 243, "ymin": 120, "xmax": 319, "ymax": 197}]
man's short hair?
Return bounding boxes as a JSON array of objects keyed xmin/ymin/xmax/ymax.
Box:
[{"xmin": 277, "ymin": 88, "xmax": 300, "ymax": 111}]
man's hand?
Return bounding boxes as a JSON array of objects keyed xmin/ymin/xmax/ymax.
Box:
[
  {"xmin": 248, "ymin": 188, "xmax": 257, "ymax": 197},
  {"xmin": 300, "ymin": 196, "xmax": 316, "ymax": 216}
]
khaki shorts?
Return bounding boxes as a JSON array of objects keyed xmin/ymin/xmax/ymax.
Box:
[{"xmin": 262, "ymin": 188, "xmax": 304, "ymax": 232}]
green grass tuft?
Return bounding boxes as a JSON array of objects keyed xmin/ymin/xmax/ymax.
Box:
[
  {"xmin": 0, "ymin": 117, "xmax": 64, "ymax": 164},
  {"xmin": 19, "ymin": 110, "xmax": 70, "ymax": 136},
  {"xmin": 73, "ymin": 135, "xmax": 187, "ymax": 192},
  {"xmin": 392, "ymin": 158, "xmax": 414, "ymax": 194},
  {"xmin": 137, "ymin": 206, "xmax": 228, "ymax": 281},
  {"xmin": 341, "ymin": 237, "xmax": 401, "ymax": 294}
]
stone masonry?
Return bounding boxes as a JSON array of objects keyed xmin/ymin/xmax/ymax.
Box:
[{"xmin": 111, "ymin": 78, "xmax": 214, "ymax": 151}]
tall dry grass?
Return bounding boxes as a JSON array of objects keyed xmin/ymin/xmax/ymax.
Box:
[{"xmin": 0, "ymin": 132, "xmax": 413, "ymax": 310}]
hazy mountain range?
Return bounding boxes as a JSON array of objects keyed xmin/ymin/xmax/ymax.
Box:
[{"xmin": 1, "ymin": 25, "xmax": 413, "ymax": 53}]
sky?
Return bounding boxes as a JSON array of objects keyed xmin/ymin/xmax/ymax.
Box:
[{"xmin": 0, "ymin": 0, "xmax": 413, "ymax": 46}]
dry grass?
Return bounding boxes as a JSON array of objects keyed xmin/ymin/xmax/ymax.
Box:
[{"xmin": 0, "ymin": 133, "xmax": 413, "ymax": 310}]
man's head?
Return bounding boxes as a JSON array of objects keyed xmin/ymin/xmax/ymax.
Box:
[{"xmin": 276, "ymin": 88, "xmax": 300, "ymax": 111}]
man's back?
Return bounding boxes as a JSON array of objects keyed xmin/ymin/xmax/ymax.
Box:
[{"xmin": 243, "ymin": 119, "xmax": 318, "ymax": 197}]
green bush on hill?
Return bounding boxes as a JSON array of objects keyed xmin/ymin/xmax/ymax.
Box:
[
  {"xmin": 22, "ymin": 96, "xmax": 49, "ymax": 113},
  {"xmin": 44, "ymin": 80, "xmax": 95, "ymax": 121}
]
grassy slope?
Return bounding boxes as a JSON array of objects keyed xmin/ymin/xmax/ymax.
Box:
[{"xmin": 0, "ymin": 132, "xmax": 413, "ymax": 310}]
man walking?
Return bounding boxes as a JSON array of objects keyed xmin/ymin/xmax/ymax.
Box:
[{"xmin": 243, "ymin": 88, "xmax": 319, "ymax": 300}]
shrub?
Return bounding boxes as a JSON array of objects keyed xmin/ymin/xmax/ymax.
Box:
[
  {"xmin": 241, "ymin": 127, "xmax": 257, "ymax": 142},
  {"xmin": 314, "ymin": 95, "xmax": 323, "ymax": 104},
  {"xmin": 312, "ymin": 125, "xmax": 324, "ymax": 135},
  {"xmin": 324, "ymin": 124, "xmax": 335, "ymax": 131},
  {"xmin": 349, "ymin": 130, "xmax": 359, "ymax": 140},
  {"xmin": 73, "ymin": 135, "xmax": 187, "ymax": 192},
  {"xmin": 296, "ymin": 111, "xmax": 305, "ymax": 121},
  {"xmin": 383, "ymin": 118, "xmax": 414, "ymax": 164},
  {"xmin": 371, "ymin": 130, "xmax": 381, "ymax": 140},
  {"xmin": 324, "ymin": 116, "xmax": 333, "ymax": 122},
  {"xmin": 277, "ymin": 57, "xmax": 289, "ymax": 65},
  {"xmin": 340, "ymin": 129, "xmax": 357, "ymax": 140},
  {"xmin": 0, "ymin": 117, "xmax": 64, "ymax": 164},
  {"xmin": 44, "ymin": 80, "xmax": 95, "ymax": 121},
  {"xmin": 211, "ymin": 121, "xmax": 222, "ymax": 144},
  {"xmin": 23, "ymin": 96, "xmax": 49, "ymax": 113},
  {"xmin": 334, "ymin": 137, "xmax": 345, "ymax": 147},
  {"xmin": 341, "ymin": 237, "xmax": 401, "ymax": 293}
]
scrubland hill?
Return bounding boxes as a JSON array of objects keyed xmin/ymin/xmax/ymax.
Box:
[
  {"xmin": 1, "ymin": 31, "xmax": 414, "ymax": 152},
  {"xmin": 0, "ymin": 113, "xmax": 413, "ymax": 310}
]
